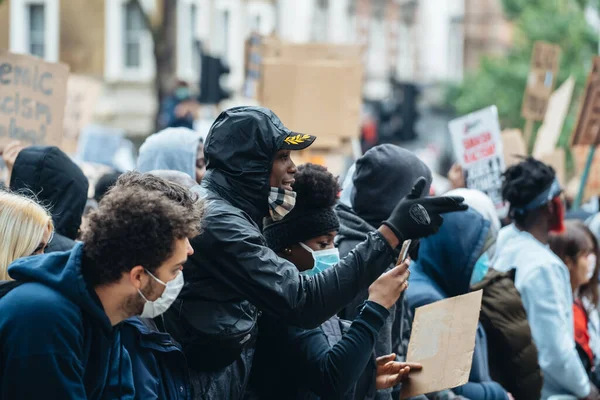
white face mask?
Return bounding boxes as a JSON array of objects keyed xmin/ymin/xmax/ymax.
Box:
[
  {"xmin": 299, "ymin": 242, "xmax": 340, "ymax": 276},
  {"xmin": 587, "ymin": 253, "xmax": 597, "ymax": 281},
  {"xmin": 138, "ymin": 269, "xmax": 184, "ymax": 318}
]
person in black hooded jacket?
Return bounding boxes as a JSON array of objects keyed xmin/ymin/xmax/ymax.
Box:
[
  {"xmin": 4, "ymin": 143, "xmax": 88, "ymax": 253},
  {"xmin": 335, "ymin": 144, "xmax": 433, "ymax": 400},
  {"xmin": 160, "ymin": 106, "xmax": 467, "ymax": 399}
]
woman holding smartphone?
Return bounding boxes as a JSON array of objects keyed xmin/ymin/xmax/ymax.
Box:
[{"xmin": 247, "ymin": 163, "xmax": 419, "ymax": 400}]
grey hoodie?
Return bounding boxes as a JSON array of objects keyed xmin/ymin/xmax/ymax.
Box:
[{"xmin": 137, "ymin": 127, "xmax": 201, "ymax": 180}]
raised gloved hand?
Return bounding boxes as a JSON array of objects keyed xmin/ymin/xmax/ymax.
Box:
[{"xmin": 382, "ymin": 177, "xmax": 468, "ymax": 244}]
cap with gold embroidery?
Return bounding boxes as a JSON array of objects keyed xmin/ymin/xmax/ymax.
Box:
[{"xmin": 280, "ymin": 133, "xmax": 317, "ymax": 150}]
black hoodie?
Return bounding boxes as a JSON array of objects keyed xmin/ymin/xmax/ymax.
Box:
[
  {"xmin": 335, "ymin": 144, "xmax": 432, "ymax": 400},
  {"xmin": 162, "ymin": 107, "xmax": 397, "ymax": 399},
  {"xmin": 10, "ymin": 146, "xmax": 89, "ymax": 252}
]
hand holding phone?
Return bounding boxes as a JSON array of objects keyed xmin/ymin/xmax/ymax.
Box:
[{"xmin": 397, "ymin": 239, "xmax": 412, "ymax": 265}]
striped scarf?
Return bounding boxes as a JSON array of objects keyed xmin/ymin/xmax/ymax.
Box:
[{"xmin": 268, "ymin": 187, "xmax": 296, "ymax": 221}]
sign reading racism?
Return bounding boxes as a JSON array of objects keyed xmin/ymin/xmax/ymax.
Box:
[{"xmin": 0, "ymin": 52, "xmax": 69, "ymax": 147}]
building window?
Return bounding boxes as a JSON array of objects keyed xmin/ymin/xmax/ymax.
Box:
[
  {"xmin": 105, "ymin": 0, "xmax": 155, "ymax": 82},
  {"xmin": 28, "ymin": 4, "xmax": 45, "ymax": 58},
  {"xmin": 10, "ymin": 0, "xmax": 59, "ymax": 62},
  {"xmin": 123, "ymin": 1, "xmax": 145, "ymax": 69}
]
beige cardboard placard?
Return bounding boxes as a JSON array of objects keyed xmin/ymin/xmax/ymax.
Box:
[
  {"xmin": 533, "ymin": 76, "xmax": 575, "ymax": 159},
  {"xmin": 62, "ymin": 74, "xmax": 102, "ymax": 154},
  {"xmin": 260, "ymin": 59, "xmax": 363, "ymax": 147},
  {"xmin": 571, "ymin": 57, "xmax": 600, "ymax": 146},
  {"xmin": 0, "ymin": 51, "xmax": 70, "ymax": 147},
  {"xmin": 501, "ymin": 129, "xmax": 527, "ymax": 167},
  {"xmin": 261, "ymin": 38, "xmax": 363, "ymax": 61},
  {"xmin": 521, "ymin": 41, "xmax": 561, "ymax": 121},
  {"xmin": 401, "ymin": 290, "xmax": 483, "ymax": 399}
]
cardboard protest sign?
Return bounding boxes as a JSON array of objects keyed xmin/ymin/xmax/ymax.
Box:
[
  {"xmin": 533, "ymin": 76, "xmax": 575, "ymax": 158},
  {"xmin": 260, "ymin": 59, "xmax": 363, "ymax": 148},
  {"xmin": 571, "ymin": 57, "xmax": 600, "ymax": 146},
  {"xmin": 501, "ymin": 129, "xmax": 527, "ymax": 167},
  {"xmin": 449, "ymin": 106, "xmax": 508, "ymax": 217},
  {"xmin": 521, "ymin": 42, "xmax": 561, "ymax": 121},
  {"xmin": 261, "ymin": 38, "xmax": 363, "ymax": 61},
  {"xmin": 400, "ymin": 290, "xmax": 483, "ymax": 399},
  {"xmin": 62, "ymin": 74, "xmax": 102, "ymax": 154},
  {"xmin": 0, "ymin": 52, "xmax": 69, "ymax": 147}
]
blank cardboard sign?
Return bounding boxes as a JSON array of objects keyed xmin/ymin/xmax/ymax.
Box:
[{"xmin": 401, "ymin": 290, "xmax": 483, "ymax": 399}]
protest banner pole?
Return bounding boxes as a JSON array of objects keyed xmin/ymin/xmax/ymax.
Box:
[{"xmin": 573, "ymin": 145, "xmax": 596, "ymax": 209}]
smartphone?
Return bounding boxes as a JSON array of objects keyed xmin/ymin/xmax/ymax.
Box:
[{"xmin": 397, "ymin": 239, "xmax": 412, "ymax": 265}]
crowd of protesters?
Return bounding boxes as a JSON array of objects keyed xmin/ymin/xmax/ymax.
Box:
[{"xmin": 0, "ymin": 105, "xmax": 598, "ymax": 400}]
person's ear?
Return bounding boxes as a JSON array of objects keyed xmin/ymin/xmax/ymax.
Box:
[{"xmin": 129, "ymin": 266, "xmax": 145, "ymax": 290}]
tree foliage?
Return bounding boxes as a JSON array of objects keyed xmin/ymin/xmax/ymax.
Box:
[{"xmin": 446, "ymin": 0, "xmax": 598, "ymax": 148}]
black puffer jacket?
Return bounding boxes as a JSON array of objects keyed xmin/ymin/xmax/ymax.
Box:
[
  {"xmin": 10, "ymin": 146, "xmax": 88, "ymax": 252},
  {"xmin": 161, "ymin": 107, "xmax": 397, "ymax": 400}
]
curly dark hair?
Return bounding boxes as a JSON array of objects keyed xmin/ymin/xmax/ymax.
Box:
[
  {"xmin": 293, "ymin": 163, "xmax": 340, "ymax": 211},
  {"xmin": 81, "ymin": 185, "xmax": 202, "ymax": 287},
  {"xmin": 502, "ymin": 157, "xmax": 555, "ymax": 224},
  {"xmin": 114, "ymin": 171, "xmax": 199, "ymax": 209}
]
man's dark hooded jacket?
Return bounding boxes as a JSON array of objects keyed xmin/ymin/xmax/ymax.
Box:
[
  {"xmin": 10, "ymin": 146, "xmax": 88, "ymax": 252},
  {"xmin": 162, "ymin": 107, "xmax": 397, "ymax": 399},
  {"xmin": 0, "ymin": 243, "xmax": 134, "ymax": 399},
  {"xmin": 335, "ymin": 144, "xmax": 432, "ymax": 400}
]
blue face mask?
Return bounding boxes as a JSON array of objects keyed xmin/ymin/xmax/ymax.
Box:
[
  {"xmin": 299, "ymin": 242, "xmax": 340, "ymax": 276},
  {"xmin": 175, "ymin": 87, "xmax": 190, "ymax": 100},
  {"xmin": 470, "ymin": 252, "xmax": 490, "ymax": 286}
]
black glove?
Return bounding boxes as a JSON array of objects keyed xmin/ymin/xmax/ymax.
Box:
[{"xmin": 382, "ymin": 177, "xmax": 468, "ymax": 244}]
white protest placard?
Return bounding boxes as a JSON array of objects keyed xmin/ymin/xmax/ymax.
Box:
[
  {"xmin": 449, "ymin": 106, "xmax": 508, "ymax": 217},
  {"xmin": 0, "ymin": 52, "xmax": 69, "ymax": 147}
]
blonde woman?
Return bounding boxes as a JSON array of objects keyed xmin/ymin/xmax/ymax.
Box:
[{"xmin": 0, "ymin": 191, "xmax": 54, "ymax": 280}]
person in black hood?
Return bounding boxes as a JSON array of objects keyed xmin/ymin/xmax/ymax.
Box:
[
  {"xmin": 335, "ymin": 144, "xmax": 432, "ymax": 400},
  {"xmin": 159, "ymin": 106, "xmax": 467, "ymax": 399},
  {"xmin": 4, "ymin": 144, "xmax": 89, "ymax": 252}
]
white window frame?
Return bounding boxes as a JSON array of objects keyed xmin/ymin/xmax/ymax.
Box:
[
  {"xmin": 177, "ymin": 0, "xmax": 202, "ymax": 82},
  {"xmin": 105, "ymin": 0, "xmax": 155, "ymax": 83},
  {"xmin": 10, "ymin": 0, "xmax": 59, "ymax": 62}
]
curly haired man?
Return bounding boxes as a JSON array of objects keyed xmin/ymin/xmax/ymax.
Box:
[{"xmin": 0, "ymin": 172, "xmax": 203, "ymax": 400}]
